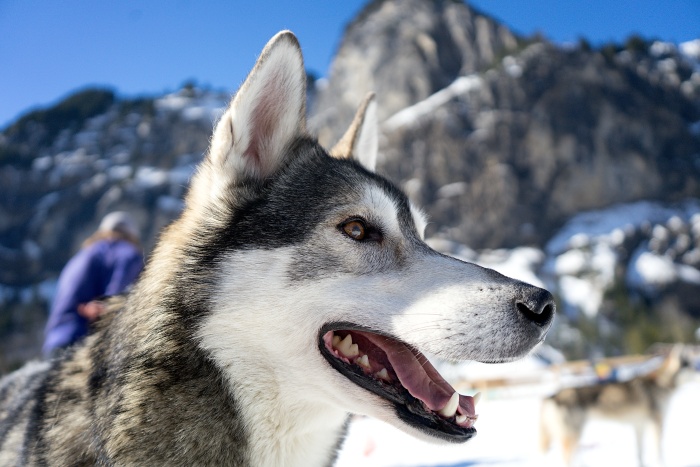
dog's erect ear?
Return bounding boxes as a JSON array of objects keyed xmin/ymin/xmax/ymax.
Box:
[
  {"xmin": 330, "ymin": 93, "xmax": 378, "ymax": 171},
  {"xmin": 208, "ymin": 31, "xmax": 306, "ymax": 180}
]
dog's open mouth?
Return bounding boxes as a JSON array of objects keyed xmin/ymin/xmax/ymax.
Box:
[{"xmin": 319, "ymin": 323, "xmax": 478, "ymax": 442}]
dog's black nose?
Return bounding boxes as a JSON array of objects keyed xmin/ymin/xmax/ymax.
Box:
[{"xmin": 516, "ymin": 288, "xmax": 555, "ymax": 327}]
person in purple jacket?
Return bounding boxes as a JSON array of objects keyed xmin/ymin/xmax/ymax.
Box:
[{"xmin": 42, "ymin": 212, "xmax": 144, "ymax": 357}]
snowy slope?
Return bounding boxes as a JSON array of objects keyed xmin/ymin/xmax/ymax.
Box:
[
  {"xmin": 543, "ymin": 200, "xmax": 700, "ymax": 318},
  {"xmin": 336, "ymin": 380, "xmax": 700, "ymax": 467},
  {"xmin": 426, "ymin": 199, "xmax": 700, "ymax": 322}
]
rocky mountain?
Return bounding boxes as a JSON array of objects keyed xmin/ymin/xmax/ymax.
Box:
[
  {"xmin": 311, "ymin": 0, "xmax": 518, "ymax": 142},
  {"xmin": 0, "ymin": 86, "xmax": 230, "ymax": 368},
  {"xmin": 1, "ymin": 0, "xmax": 700, "ymax": 368},
  {"xmin": 0, "ymin": 86, "xmax": 225, "ymax": 287},
  {"xmin": 312, "ymin": 0, "xmax": 700, "ymax": 248}
]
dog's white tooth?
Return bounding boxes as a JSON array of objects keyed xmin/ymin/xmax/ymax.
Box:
[
  {"xmin": 357, "ymin": 355, "xmax": 370, "ymax": 368},
  {"xmin": 455, "ymin": 414, "xmax": 467, "ymax": 424},
  {"xmin": 347, "ymin": 343, "xmax": 359, "ymax": 358},
  {"xmin": 473, "ymin": 391, "xmax": 482, "ymax": 406},
  {"xmin": 438, "ymin": 392, "xmax": 460, "ymax": 418},
  {"xmin": 332, "ymin": 335, "xmax": 341, "ymax": 348},
  {"xmin": 337, "ymin": 334, "xmax": 353, "ymax": 354},
  {"xmin": 376, "ymin": 368, "xmax": 389, "ymax": 381}
]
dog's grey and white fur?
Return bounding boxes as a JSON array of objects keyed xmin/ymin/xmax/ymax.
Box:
[{"xmin": 0, "ymin": 32, "xmax": 554, "ymax": 466}]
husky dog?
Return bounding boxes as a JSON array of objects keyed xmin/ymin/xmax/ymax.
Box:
[
  {"xmin": 540, "ymin": 347, "xmax": 685, "ymax": 466},
  {"xmin": 0, "ymin": 32, "xmax": 554, "ymax": 466}
]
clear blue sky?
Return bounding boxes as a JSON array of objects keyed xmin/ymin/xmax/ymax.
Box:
[{"xmin": 1, "ymin": 0, "xmax": 698, "ymax": 128}]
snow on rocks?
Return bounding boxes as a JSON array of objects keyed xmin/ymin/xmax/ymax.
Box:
[
  {"xmin": 429, "ymin": 199, "xmax": 700, "ymax": 320},
  {"xmin": 541, "ymin": 200, "xmax": 700, "ymax": 316},
  {"xmin": 383, "ymin": 75, "xmax": 482, "ymax": 131},
  {"xmin": 155, "ymin": 90, "xmax": 226, "ymax": 123}
]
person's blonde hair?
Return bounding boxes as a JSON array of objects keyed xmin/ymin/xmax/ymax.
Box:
[
  {"xmin": 82, "ymin": 229, "xmax": 141, "ymax": 249},
  {"xmin": 84, "ymin": 211, "xmax": 142, "ymax": 249}
]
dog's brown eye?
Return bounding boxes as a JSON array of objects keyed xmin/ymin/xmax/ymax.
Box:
[{"xmin": 342, "ymin": 220, "xmax": 366, "ymax": 240}]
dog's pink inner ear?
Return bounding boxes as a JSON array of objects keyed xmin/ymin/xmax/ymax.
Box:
[
  {"xmin": 242, "ymin": 70, "xmax": 298, "ymax": 176},
  {"xmin": 244, "ymin": 94, "xmax": 276, "ymax": 170}
]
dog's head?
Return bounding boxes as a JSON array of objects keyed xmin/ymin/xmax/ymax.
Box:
[{"xmin": 190, "ymin": 31, "xmax": 554, "ymax": 444}]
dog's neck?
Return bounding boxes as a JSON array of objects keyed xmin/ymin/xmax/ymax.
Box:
[
  {"xmin": 231, "ymin": 379, "xmax": 349, "ymax": 466},
  {"xmin": 205, "ymin": 323, "xmax": 349, "ymax": 465}
]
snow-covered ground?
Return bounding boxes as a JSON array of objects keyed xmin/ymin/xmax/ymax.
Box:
[{"xmin": 336, "ymin": 380, "xmax": 700, "ymax": 467}]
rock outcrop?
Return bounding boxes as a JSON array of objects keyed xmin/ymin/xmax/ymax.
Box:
[
  {"xmin": 312, "ymin": 0, "xmax": 700, "ymax": 248},
  {"xmin": 0, "ymin": 87, "xmax": 225, "ymax": 287},
  {"xmin": 312, "ymin": 0, "xmax": 518, "ymax": 145}
]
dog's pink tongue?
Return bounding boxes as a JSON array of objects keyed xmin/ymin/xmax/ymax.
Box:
[{"xmin": 360, "ymin": 332, "xmax": 474, "ymax": 416}]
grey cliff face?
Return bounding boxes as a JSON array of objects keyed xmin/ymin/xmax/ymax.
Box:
[
  {"xmin": 311, "ymin": 0, "xmax": 517, "ymax": 146},
  {"xmin": 311, "ymin": 0, "xmax": 700, "ymax": 248}
]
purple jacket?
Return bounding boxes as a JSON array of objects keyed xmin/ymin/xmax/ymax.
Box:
[{"xmin": 43, "ymin": 239, "xmax": 143, "ymax": 356}]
